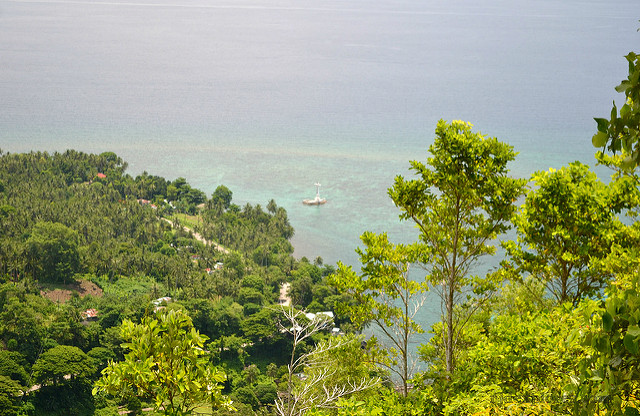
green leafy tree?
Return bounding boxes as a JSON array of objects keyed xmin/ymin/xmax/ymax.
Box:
[
  {"xmin": 592, "ymin": 51, "xmax": 640, "ymax": 170},
  {"xmin": 232, "ymin": 386, "xmax": 259, "ymax": 410},
  {"xmin": 428, "ymin": 306, "xmax": 587, "ymax": 415},
  {"xmin": 0, "ymin": 351, "xmax": 28, "ymax": 388},
  {"xmin": 0, "ymin": 375, "xmax": 22, "ymax": 416},
  {"xmin": 237, "ymin": 287, "xmax": 264, "ymax": 306},
  {"xmin": 32, "ymin": 345, "xmax": 95, "ymax": 387},
  {"xmin": 211, "ymin": 185, "xmax": 233, "ymax": 211},
  {"xmin": 503, "ymin": 162, "xmax": 630, "ymax": 305},
  {"xmin": 26, "ymin": 221, "xmax": 80, "ymax": 284},
  {"xmin": 31, "ymin": 345, "xmax": 97, "ymax": 415},
  {"xmin": 330, "ymin": 232, "xmax": 425, "ymax": 395},
  {"xmin": 240, "ymin": 307, "xmax": 280, "ymax": 344},
  {"xmin": 211, "ymin": 334, "xmax": 249, "ymax": 368},
  {"xmin": 0, "ymin": 296, "xmax": 44, "ymax": 363},
  {"xmin": 570, "ymin": 253, "xmax": 640, "ymax": 415},
  {"xmin": 289, "ymin": 275, "xmax": 313, "ymax": 307},
  {"xmin": 87, "ymin": 347, "xmax": 116, "ymax": 375},
  {"xmin": 388, "ymin": 120, "xmax": 526, "ymax": 375},
  {"xmin": 93, "ymin": 309, "xmax": 232, "ymax": 415},
  {"xmin": 254, "ymin": 381, "xmax": 278, "ymax": 406}
]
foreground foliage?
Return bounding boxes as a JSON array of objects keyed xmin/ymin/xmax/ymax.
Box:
[
  {"xmin": 94, "ymin": 309, "xmax": 232, "ymax": 415},
  {"xmin": 275, "ymin": 307, "xmax": 379, "ymax": 416},
  {"xmin": 592, "ymin": 51, "xmax": 640, "ymax": 170},
  {"xmin": 571, "ymin": 267, "xmax": 640, "ymax": 415}
]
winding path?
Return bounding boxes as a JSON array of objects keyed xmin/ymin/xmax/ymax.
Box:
[
  {"xmin": 162, "ymin": 218, "xmax": 229, "ymax": 254},
  {"xmin": 164, "ymin": 217, "xmax": 293, "ymax": 307}
]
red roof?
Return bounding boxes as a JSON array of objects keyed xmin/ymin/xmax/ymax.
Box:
[
  {"xmin": 96, "ymin": 173, "xmax": 106, "ymax": 179},
  {"xmin": 83, "ymin": 308, "xmax": 98, "ymax": 319}
]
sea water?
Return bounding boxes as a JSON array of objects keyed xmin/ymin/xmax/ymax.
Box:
[{"xmin": 1, "ymin": 0, "xmax": 638, "ymax": 352}]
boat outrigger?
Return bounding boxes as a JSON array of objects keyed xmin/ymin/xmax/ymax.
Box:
[{"xmin": 303, "ymin": 182, "xmax": 327, "ymax": 205}]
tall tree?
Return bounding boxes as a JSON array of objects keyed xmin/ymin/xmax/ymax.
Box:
[
  {"xmin": 26, "ymin": 221, "xmax": 80, "ymax": 284},
  {"xmin": 503, "ymin": 162, "xmax": 631, "ymax": 305},
  {"xmin": 330, "ymin": 232, "xmax": 425, "ymax": 395},
  {"xmin": 388, "ymin": 120, "xmax": 526, "ymax": 375},
  {"xmin": 211, "ymin": 185, "xmax": 233, "ymax": 211},
  {"xmin": 93, "ymin": 309, "xmax": 231, "ymax": 415}
]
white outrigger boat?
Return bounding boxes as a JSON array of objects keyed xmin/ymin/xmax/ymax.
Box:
[{"xmin": 303, "ymin": 182, "xmax": 327, "ymax": 205}]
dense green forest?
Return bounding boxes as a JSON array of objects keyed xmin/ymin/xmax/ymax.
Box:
[
  {"xmin": 0, "ymin": 149, "xmax": 352, "ymax": 415},
  {"xmin": 0, "ymin": 51, "xmax": 639, "ymax": 416}
]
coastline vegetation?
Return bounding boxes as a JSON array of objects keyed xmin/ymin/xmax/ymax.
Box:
[{"xmin": 0, "ymin": 50, "xmax": 639, "ymax": 415}]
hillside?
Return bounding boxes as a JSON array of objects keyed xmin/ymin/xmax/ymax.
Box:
[{"xmin": 0, "ymin": 150, "xmax": 345, "ymax": 415}]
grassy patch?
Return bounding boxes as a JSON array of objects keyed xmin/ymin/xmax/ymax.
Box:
[
  {"xmin": 192, "ymin": 404, "xmax": 214, "ymax": 415},
  {"xmin": 92, "ymin": 275, "xmax": 166, "ymax": 298},
  {"xmin": 171, "ymin": 213, "xmax": 202, "ymax": 231}
]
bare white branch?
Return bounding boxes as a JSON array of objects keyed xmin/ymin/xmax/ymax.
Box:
[{"xmin": 274, "ymin": 305, "xmax": 380, "ymax": 416}]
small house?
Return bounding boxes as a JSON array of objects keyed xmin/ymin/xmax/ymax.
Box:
[{"xmin": 81, "ymin": 308, "xmax": 99, "ymax": 322}]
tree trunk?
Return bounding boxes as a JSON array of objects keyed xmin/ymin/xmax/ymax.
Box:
[
  {"xmin": 402, "ymin": 288, "xmax": 409, "ymax": 396},
  {"xmin": 446, "ymin": 198, "xmax": 460, "ymax": 376},
  {"xmin": 445, "ymin": 280, "xmax": 454, "ymax": 375}
]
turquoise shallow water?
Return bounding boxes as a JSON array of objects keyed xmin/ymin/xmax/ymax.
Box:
[{"xmin": 1, "ymin": 0, "xmax": 639, "ymax": 355}]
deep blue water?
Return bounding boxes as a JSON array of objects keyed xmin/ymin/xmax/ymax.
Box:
[{"xmin": 1, "ymin": 0, "xmax": 639, "ymax": 352}]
